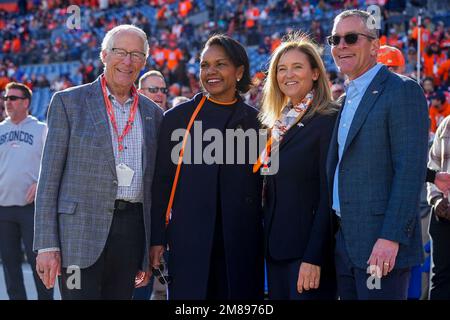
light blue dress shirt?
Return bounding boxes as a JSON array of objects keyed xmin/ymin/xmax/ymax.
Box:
[{"xmin": 332, "ymin": 63, "xmax": 383, "ymax": 216}]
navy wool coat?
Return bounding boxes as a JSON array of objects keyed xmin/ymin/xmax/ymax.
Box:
[{"xmin": 151, "ymin": 93, "xmax": 264, "ymax": 299}]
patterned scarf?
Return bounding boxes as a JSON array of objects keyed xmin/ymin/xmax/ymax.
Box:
[
  {"xmin": 254, "ymin": 90, "xmax": 314, "ymax": 174},
  {"xmin": 271, "ymin": 90, "xmax": 314, "ymax": 143}
]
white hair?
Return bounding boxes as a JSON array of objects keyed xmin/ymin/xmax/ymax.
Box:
[
  {"xmin": 101, "ymin": 24, "xmax": 149, "ymax": 59},
  {"xmin": 333, "ymin": 9, "xmax": 379, "ymax": 38}
]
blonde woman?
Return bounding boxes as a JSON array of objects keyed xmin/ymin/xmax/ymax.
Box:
[{"xmin": 257, "ymin": 34, "xmax": 338, "ymax": 299}]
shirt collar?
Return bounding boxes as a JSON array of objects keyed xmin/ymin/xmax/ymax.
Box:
[
  {"xmin": 105, "ymin": 85, "xmax": 134, "ymax": 106},
  {"xmin": 347, "ymin": 63, "xmax": 382, "ymax": 94}
]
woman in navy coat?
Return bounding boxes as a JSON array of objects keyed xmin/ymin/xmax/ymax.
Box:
[
  {"xmin": 150, "ymin": 35, "xmax": 264, "ymax": 300},
  {"xmin": 257, "ymin": 35, "xmax": 338, "ymax": 299}
]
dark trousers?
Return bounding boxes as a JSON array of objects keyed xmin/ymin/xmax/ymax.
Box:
[
  {"xmin": 429, "ymin": 212, "xmax": 450, "ymax": 300},
  {"xmin": 206, "ymin": 207, "xmax": 229, "ymax": 300},
  {"xmin": 0, "ymin": 204, "xmax": 54, "ymax": 300},
  {"xmin": 266, "ymin": 257, "xmax": 337, "ymax": 300},
  {"xmin": 335, "ymin": 228, "xmax": 411, "ymax": 300},
  {"xmin": 59, "ymin": 202, "xmax": 145, "ymax": 300}
]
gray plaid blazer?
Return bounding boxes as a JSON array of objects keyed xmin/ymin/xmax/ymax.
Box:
[
  {"xmin": 326, "ymin": 66, "xmax": 429, "ymax": 269},
  {"xmin": 33, "ymin": 77, "xmax": 163, "ymax": 269}
]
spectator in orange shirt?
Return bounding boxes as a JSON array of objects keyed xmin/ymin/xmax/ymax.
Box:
[
  {"xmin": 423, "ymin": 41, "xmax": 447, "ymax": 84},
  {"xmin": 411, "ymin": 19, "xmax": 431, "ymax": 54},
  {"xmin": 178, "ymin": 0, "xmax": 192, "ymax": 18},
  {"xmin": 437, "ymin": 50, "xmax": 450, "ymax": 86},
  {"xmin": 152, "ymin": 42, "xmax": 168, "ymax": 69},
  {"xmin": 429, "ymin": 90, "xmax": 450, "ymax": 134},
  {"xmin": 11, "ymin": 38, "xmax": 21, "ymax": 54},
  {"xmin": 245, "ymin": 5, "xmax": 260, "ymax": 29},
  {"xmin": 166, "ymin": 41, "xmax": 183, "ymax": 72}
]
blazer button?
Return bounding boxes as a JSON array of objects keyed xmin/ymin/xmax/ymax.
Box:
[
  {"xmin": 108, "ymin": 208, "xmax": 114, "ymax": 214},
  {"xmin": 113, "ymin": 180, "xmax": 118, "ymax": 185},
  {"xmin": 246, "ymin": 197, "xmax": 253, "ymax": 204}
]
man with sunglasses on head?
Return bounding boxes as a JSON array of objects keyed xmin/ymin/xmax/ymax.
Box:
[
  {"xmin": 326, "ymin": 10, "xmax": 429, "ymax": 300},
  {"xmin": 33, "ymin": 25, "xmax": 164, "ymax": 299},
  {"xmin": 0, "ymin": 82, "xmax": 54, "ymax": 300}
]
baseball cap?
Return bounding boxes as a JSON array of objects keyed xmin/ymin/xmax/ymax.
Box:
[{"xmin": 377, "ymin": 45, "xmax": 405, "ymax": 67}]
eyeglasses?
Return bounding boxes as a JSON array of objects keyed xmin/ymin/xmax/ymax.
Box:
[
  {"xmin": 110, "ymin": 47, "xmax": 146, "ymax": 62},
  {"xmin": 142, "ymin": 86, "xmax": 168, "ymax": 94},
  {"xmin": 2, "ymin": 95, "xmax": 27, "ymax": 101},
  {"xmin": 327, "ymin": 33, "xmax": 376, "ymax": 46},
  {"xmin": 152, "ymin": 264, "xmax": 172, "ymax": 285}
]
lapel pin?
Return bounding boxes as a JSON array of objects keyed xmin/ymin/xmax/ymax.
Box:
[
  {"xmin": 145, "ymin": 116, "xmax": 152, "ymax": 120},
  {"xmin": 297, "ymin": 122, "xmax": 304, "ymax": 127},
  {"xmin": 372, "ymin": 90, "xmax": 378, "ymax": 94}
]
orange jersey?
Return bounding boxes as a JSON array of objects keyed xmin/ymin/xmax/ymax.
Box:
[
  {"xmin": 438, "ymin": 59, "xmax": 450, "ymax": 84},
  {"xmin": 166, "ymin": 48, "xmax": 183, "ymax": 71},
  {"xmin": 430, "ymin": 101, "xmax": 450, "ymax": 133}
]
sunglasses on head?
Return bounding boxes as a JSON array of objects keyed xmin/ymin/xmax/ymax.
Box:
[
  {"xmin": 143, "ymin": 87, "xmax": 168, "ymax": 94},
  {"xmin": 152, "ymin": 264, "xmax": 172, "ymax": 285},
  {"xmin": 327, "ymin": 32, "xmax": 375, "ymax": 46},
  {"xmin": 2, "ymin": 95, "xmax": 27, "ymax": 101}
]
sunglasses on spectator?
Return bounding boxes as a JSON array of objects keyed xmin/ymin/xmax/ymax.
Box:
[
  {"xmin": 327, "ymin": 33, "xmax": 376, "ymax": 46},
  {"xmin": 152, "ymin": 264, "xmax": 172, "ymax": 285},
  {"xmin": 142, "ymin": 86, "xmax": 168, "ymax": 94},
  {"xmin": 2, "ymin": 95, "xmax": 27, "ymax": 101}
]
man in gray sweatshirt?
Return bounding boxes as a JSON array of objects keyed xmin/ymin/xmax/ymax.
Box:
[{"xmin": 0, "ymin": 82, "xmax": 53, "ymax": 300}]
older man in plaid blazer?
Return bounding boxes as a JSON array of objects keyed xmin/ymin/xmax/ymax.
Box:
[{"xmin": 33, "ymin": 25, "xmax": 163, "ymax": 299}]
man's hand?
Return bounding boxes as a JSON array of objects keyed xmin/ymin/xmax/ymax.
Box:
[
  {"xmin": 25, "ymin": 183, "xmax": 37, "ymax": 204},
  {"xmin": 36, "ymin": 251, "xmax": 61, "ymax": 289},
  {"xmin": 435, "ymin": 172, "xmax": 450, "ymax": 194},
  {"xmin": 367, "ymin": 239, "xmax": 399, "ymax": 278},
  {"xmin": 150, "ymin": 245, "xmax": 165, "ymax": 268},
  {"xmin": 434, "ymin": 197, "xmax": 450, "ymax": 220},
  {"xmin": 297, "ymin": 262, "xmax": 321, "ymax": 294}
]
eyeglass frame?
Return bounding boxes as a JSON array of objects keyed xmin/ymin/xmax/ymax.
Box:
[
  {"xmin": 141, "ymin": 86, "xmax": 169, "ymax": 94},
  {"xmin": 326, "ymin": 32, "xmax": 376, "ymax": 46},
  {"xmin": 1, "ymin": 95, "xmax": 28, "ymax": 102},
  {"xmin": 109, "ymin": 47, "xmax": 147, "ymax": 62}
]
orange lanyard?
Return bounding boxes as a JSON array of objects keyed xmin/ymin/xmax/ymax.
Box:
[
  {"xmin": 253, "ymin": 135, "xmax": 272, "ymax": 173},
  {"xmin": 165, "ymin": 95, "xmax": 207, "ymax": 226},
  {"xmin": 253, "ymin": 98, "xmax": 313, "ymax": 173},
  {"xmin": 100, "ymin": 75, "xmax": 139, "ymax": 152}
]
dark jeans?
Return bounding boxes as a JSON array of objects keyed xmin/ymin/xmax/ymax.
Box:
[
  {"xmin": 335, "ymin": 228, "xmax": 411, "ymax": 300},
  {"xmin": 59, "ymin": 202, "xmax": 145, "ymax": 300},
  {"xmin": 429, "ymin": 212, "xmax": 450, "ymax": 300},
  {"xmin": 0, "ymin": 204, "xmax": 54, "ymax": 300}
]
